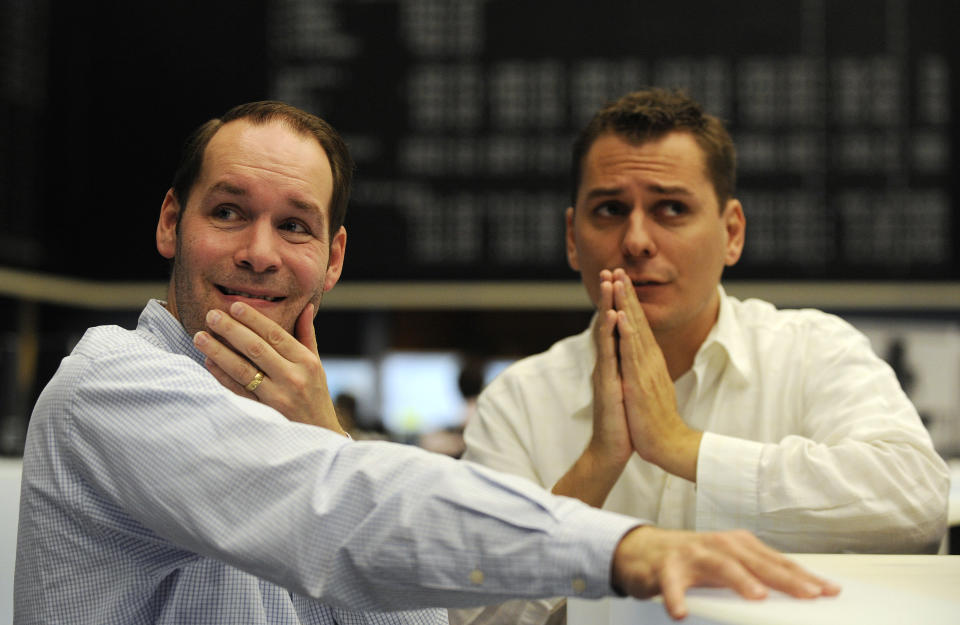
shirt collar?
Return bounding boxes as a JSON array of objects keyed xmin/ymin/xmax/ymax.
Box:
[
  {"xmin": 137, "ymin": 299, "xmax": 207, "ymax": 367},
  {"xmin": 570, "ymin": 315, "xmax": 599, "ymax": 421},
  {"xmin": 692, "ymin": 285, "xmax": 752, "ymax": 386}
]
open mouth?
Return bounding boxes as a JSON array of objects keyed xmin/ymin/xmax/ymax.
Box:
[{"xmin": 216, "ymin": 285, "xmax": 285, "ymax": 302}]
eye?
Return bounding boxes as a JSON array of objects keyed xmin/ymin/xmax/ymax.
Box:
[
  {"xmin": 593, "ymin": 201, "xmax": 629, "ymax": 217},
  {"xmin": 212, "ymin": 205, "xmax": 241, "ymax": 221},
  {"xmin": 278, "ymin": 219, "xmax": 318, "ymax": 242},
  {"xmin": 279, "ymin": 220, "xmax": 308, "ymax": 234},
  {"xmin": 658, "ymin": 201, "xmax": 689, "ymax": 218}
]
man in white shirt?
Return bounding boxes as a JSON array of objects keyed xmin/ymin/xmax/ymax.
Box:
[{"xmin": 457, "ymin": 88, "xmax": 948, "ymax": 623}]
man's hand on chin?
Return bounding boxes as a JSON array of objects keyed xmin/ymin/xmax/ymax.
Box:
[
  {"xmin": 611, "ymin": 526, "xmax": 841, "ymax": 620},
  {"xmin": 193, "ymin": 301, "xmax": 347, "ymax": 436}
]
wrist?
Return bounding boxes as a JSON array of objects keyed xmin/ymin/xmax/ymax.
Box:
[
  {"xmin": 584, "ymin": 439, "xmax": 631, "ymax": 474},
  {"xmin": 611, "ymin": 525, "xmax": 662, "ymax": 598},
  {"xmin": 642, "ymin": 427, "xmax": 703, "ymax": 482},
  {"xmin": 553, "ymin": 446, "xmax": 629, "ymax": 507}
]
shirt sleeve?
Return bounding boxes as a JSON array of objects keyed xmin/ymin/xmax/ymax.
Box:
[
  {"xmin": 696, "ymin": 319, "xmax": 949, "ymax": 553},
  {"xmin": 462, "ymin": 375, "xmax": 546, "ymax": 487},
  {"xmin": 64, "ymin": 343, "xmax": 640, "ymax": 612}
]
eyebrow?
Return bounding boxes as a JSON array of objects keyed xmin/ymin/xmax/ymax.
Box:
[
  {"xmin": 648, "ymin": 184, "xmax": 694, "ymax": 196},
  {"xmin": 208, "ymin": 181, "xmax": 321, "ymax": 214},
  {"xmin": 209, "ymin": 181, "xmax": 247, "ymax": 197}
]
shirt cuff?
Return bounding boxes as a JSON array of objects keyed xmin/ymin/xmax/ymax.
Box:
[
  {"xmin": 548, "ymin": 500, "xmax": 646, "ymax": 598},
  {"xmin": 695, "ymin": 431, "xmax": 765, "ymax": 532}
]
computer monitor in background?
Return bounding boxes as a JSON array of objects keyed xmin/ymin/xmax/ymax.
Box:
[
  {"xmin": 319, "ymin": 357, "xmax": 379, "ymax": 428},
  {"xmin": 380, "ymin": 351, "xmax": 464, "ymax": 436},
  {"xmin": 482, "ymin": 358, "xmax": 516, "ymax": 388}
]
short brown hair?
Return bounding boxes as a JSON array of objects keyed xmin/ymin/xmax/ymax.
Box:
[
  {"xmin": 571, "ymin": 88, "xmax": 736, "ymax": 207},
  {"xmin": 171, "ymin": 101, "xmax": 354, "ymax": 237}
]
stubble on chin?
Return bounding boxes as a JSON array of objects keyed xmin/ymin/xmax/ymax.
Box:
[
  {"xmin": 172, "ymin": 282, "xmax": 207, "ymax": 339},
  {"xmin": 169, "ymin": 254, "xmax": 328, "ymax": 339}
]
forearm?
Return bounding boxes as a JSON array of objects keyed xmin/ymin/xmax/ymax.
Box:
[
  {"xmin": 73, "ymin": 370, "xmax": 638, "ymax": 611},
  {"xmin": 637, "ymin": 426, "xmax": 703, "ymax": 483},
  {"xmin": 253, "ymin": 442, "xmax": 641, "ymax": 610},
  {"xmin": 696, "ymin": 432, "xmax": 949, "ymax": 552},
  {"xmin": 552, "ymin": 446, "xmax": 629, "ymax": 507}
]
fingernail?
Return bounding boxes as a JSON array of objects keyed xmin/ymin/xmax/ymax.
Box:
[
  {"xmin": 206, "ymin": 309, "xmax": 221, "ymax": 325},
  {"xmin": 193, "ymin": 331, "xmax": 207, "ymax": 346},
  {"xmin": 231, "ymin": 301, "xmax": 245, "ymax": 316},
  {"xmin": 803, "ymin": 582, "xmax": 821, "ymax": 596}
]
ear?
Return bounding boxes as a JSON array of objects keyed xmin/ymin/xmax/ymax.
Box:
[
  {"xmin": 565, "ymin": 206, "xmax": 580, "ymax": 271},
  {"xmin": 156, "ymin": 189, "xmax": 181, "ymax": 259},
  {"xmin": 323, "ymin": 226, "xmax": 347, "ymax": 292},
  {"xmin": 722, "ymin": 198, "xmax": 745, "ymax": 267}
]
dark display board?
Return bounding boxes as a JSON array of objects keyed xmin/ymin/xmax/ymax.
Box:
[
  {"xmin": 1, "ymin": 0, "xmax": 957, "ymax": 282},
  {"xmin": 269, "ymin": 0, "xmax": 959, "ymax": 282}
]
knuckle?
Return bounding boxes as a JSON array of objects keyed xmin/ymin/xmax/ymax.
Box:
[
  {"xmin": 248, "ymin": 341, "xmax": 264, "ymax": 358},
  {"xmin": 232, "ymin": 362, "xmax": 250, "ymax": 380},
  {"xmin": 731, "ymin": 529, "xmax": 754, "ymax": 542},
  {"xmin": 291, "ymin": 372, "xmax": 308, "ymax": 393},
  {"xmin": 268, "ymin": 328, "xmax": 285, "ymax": 346}
]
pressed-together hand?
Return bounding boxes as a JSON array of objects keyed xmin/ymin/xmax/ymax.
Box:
[
  {"xmin": 193, "ymin": 301, "xmax": 347, "ymax": 436},
  {"xmin": 610, "ymin": 269, "xmax": 702, "ymax": 481},
  {"xmin": 553, "ymin": 271, "xmax": 632, "ymax": 506},
  {"xmin": 612, "ymin": 526, "xmax": 841, "ymax": 620}
]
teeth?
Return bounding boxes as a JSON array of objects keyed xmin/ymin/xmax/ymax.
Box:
[{"xmin": 221, "ymin": 287, "xmax": 280, "ymax": 302}]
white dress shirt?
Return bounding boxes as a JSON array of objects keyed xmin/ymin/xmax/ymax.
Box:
[
  {"xmin": 464, "ymin": 288, "xmax": 949, "ymax": 554},
  {"xmin": 15, "ymin": 300, "xmax": 641, "ymax": 625}
]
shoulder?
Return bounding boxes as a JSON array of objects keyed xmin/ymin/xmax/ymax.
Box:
[
  {"xmin": 60, "ymin": 317, "xmax": 217, "ymax": 415},
  {"xmin": 486, "ymin": 324, "xmax": 593, "ymax": 394},
  {"xmin": 74, "ymin": 323, "xmax": 137, "ymax": 355},
  {"xmin": 27, "ymin": 323, "xmax": 178, "ymax": 444},
  {"xmin": 728, "ymin": 295, "xmax": 867, "ymax": 347},
  {"xmin": 72, "ymin": 322, "xmax": 187, "ymax": 372}
]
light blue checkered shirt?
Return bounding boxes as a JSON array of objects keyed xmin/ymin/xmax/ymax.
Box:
[{"xmin": 16, "ymin": 300, "xmax": 638, "ymax": 624}]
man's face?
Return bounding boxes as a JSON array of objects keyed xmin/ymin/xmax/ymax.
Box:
[
  {"xmin": 566, "ymin": 131, "xmax": 744, "ymax": 342},
  {"xmin": 156, "ymin": 119, "xmax": 346, "ymax": 338}
]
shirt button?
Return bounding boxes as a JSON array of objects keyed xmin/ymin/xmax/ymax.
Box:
[
  {"xmin": 469, "ymin": 569, "xmax": 484, "ymax": 585},
  {"xmin": 571, "ymin": 578, "xmax": 586, "ymax": 593}
]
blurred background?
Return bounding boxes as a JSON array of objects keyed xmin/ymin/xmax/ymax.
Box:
[
  {"xmin": 2, "ymin": 1, "xmax": 960, "ymax": 616},
  {"xmin": 1, "ymin": 0, "xmax": 959, "ymax": 454}
]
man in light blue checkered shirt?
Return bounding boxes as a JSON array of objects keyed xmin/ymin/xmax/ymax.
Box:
[{"xmin": 15, "ymin": 102, "xmax": 838, "ymax": 625}]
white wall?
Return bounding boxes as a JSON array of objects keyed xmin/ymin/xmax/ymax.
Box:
[{"xmin": 0, "ymin": 458, "xmax": 21, "ymax": 625}]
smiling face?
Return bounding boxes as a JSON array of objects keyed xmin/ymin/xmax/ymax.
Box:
[
  {"xmin": 567, "ymin": 130, "xmax": 744, "ymax": 346},
  {"xmin": 156, "ymin": 118, "xmax": 346, "ymax": 337}
]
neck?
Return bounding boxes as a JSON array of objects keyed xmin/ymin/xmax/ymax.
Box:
[
  {"xmin": 654, "ymin": 299, "xmax": 721, "ymax": 382},
  {"xmin": 164, "ymin": 282, "xmax": 179, "ymax": 322}
]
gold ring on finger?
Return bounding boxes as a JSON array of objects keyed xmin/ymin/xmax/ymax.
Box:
[{"xmin": 244, "ymin": 371, "xmax": 265, "ymax": 392}]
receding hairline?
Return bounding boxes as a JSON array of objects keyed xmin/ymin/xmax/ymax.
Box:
[
  {"xmin": 171, "ymin": 101, "xmax": 354, "ymax": 239},
  {"xmin": 201, "ymin": 117, "xmax": 334, "ymax": 189}
]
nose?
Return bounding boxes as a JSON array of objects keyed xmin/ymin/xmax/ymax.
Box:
[
  {"xmin": 234, "ymin": 219, "xmax": 281, "ymax": 273},
  {"xmin": 621, "ymin": 210, "xmax": 657, "ymax": 259}
]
